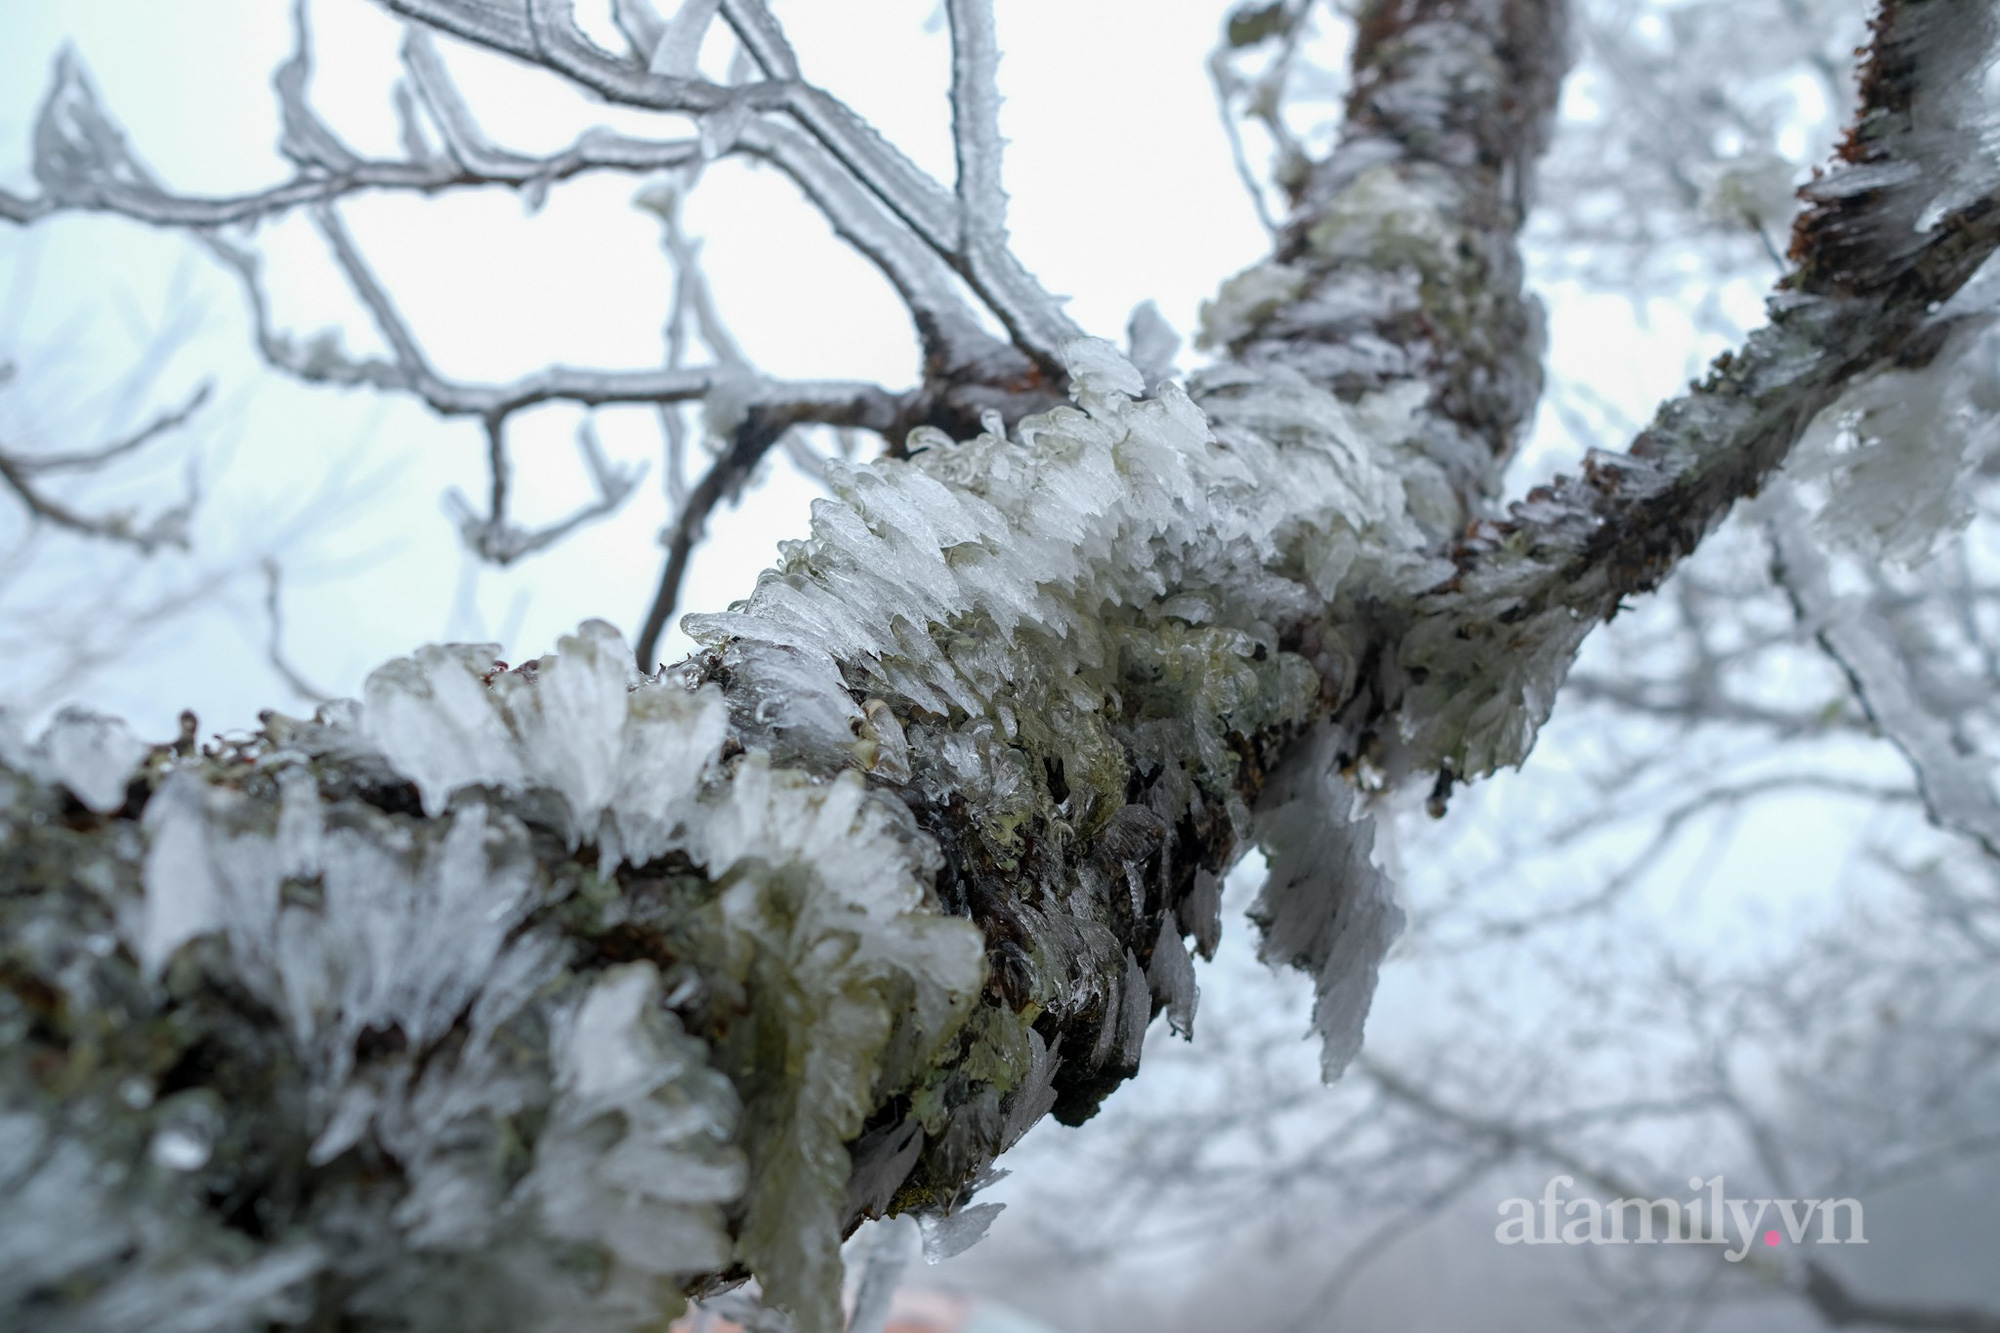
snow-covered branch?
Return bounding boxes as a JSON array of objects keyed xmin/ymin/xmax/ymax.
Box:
[{"xmin": 6, "ymin": 1, "xmax": 2000, "ymax": 1331}]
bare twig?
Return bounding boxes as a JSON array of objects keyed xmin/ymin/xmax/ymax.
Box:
[{"xmin": 0, "ymin": 376, "xmax": 205, "ymax": 554}]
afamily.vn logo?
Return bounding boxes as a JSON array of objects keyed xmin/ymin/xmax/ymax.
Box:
[{"xmin": 1495, "ymin": 1175, "xmax": 1867, "ymax": 1262}]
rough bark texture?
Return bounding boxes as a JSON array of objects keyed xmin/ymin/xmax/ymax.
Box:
[{"xmin": 3, "ymin": 1, "xmax": 1999, "ymax": 1330}]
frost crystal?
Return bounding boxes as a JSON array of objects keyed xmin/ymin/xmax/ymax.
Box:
[
  {"xmin": 685, "ymin": 336, "xmax": 1454, "ymax": 1084},
  {"xmin": 530, "ymin": 964, "xmax": 744, "ymax": 1281},
  {"xmin": 363, "ymin": 618, "xmax": 727, "ymax": 866},
  {"xmin": 918, "ymin": 1201, "xmax": 1004, "ymax": 1262},
  {"xmin": 691, "ymin": 757, "xmax": 983, "ymax": 1333},
  {"xmin": 1788, "ymin": 321, "xmax": 2000, "ymax": 565},
  {"xmin": 1252, "ymin": 727, "xmax": 1404, "ymax": 1079},
  {"xmin": 38, "ymin": 706, "xmax": 149, "ymax": 813}
]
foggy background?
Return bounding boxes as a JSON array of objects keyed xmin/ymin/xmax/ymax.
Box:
[{"xmin": 4, "ymin": 2, "xmax": 1998, "ymax": 1329}]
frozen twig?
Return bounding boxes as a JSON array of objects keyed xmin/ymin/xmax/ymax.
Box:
[
  {"xmin": 443, "ymin": 415, "xmax": 645, "ymax": 565},
  {"xmin": 260, "ymin": 557, "xmax": 333, "ymax": 705},
  {"xmin": 0, "ymin": 373, "xmax": 205, "ymax": 554},
  {"xmin": 634, "ymin": 380, "xmax": 901, "ymax": 669},
  {"xmin": 4, "ymin": 379, "xmax": 210, "ymax": 475},
  {"xmin": 945, "ymin": 0, "xmax": 1008, "ymax": 244},
  {"xmin": 720, "ymin": 0, "xmax": 1079, "ymax": 371},
  {"xmin": 1206, "ymin": 1, "xmax": 1314, "ymax": 232},
  {"xmin": 0, "ymin": 41, "xmax": 701, "ymax": 228}
]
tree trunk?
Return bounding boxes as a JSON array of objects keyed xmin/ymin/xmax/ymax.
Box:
[{"xmin": 3, "ymin": 1, "xmax": 1997, "ymax": 1330}]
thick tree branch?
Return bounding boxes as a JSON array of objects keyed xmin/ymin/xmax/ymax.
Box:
[
  {"xmin": 1202, "ymin": 0, "xmax": 1571, "ymax": 522},
  {"xmin": 1375, "ymin": 0, "xmax": 2000, "ymax": 785},
  {"xmin": 6, "ymin": 4, "xmax": 2000, "ymax": 1333},
  {"xmin": 0, "ymin": 1, "xmax": 1573, "ymax": 1328}
]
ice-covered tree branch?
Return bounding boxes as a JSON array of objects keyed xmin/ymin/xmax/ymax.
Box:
[{"xmin": 5, "ymin": 1, "xmax": 2000, "ymax": 1331}]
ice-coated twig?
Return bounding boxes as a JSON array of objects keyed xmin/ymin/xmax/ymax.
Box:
[
  {"xmin": 633, "ymin": 378, "xmax": 900, "ymax": 669},
  {"xmin": 720, "ymin": 0, "xmax": 1079, "ymax": 370},
  {"xmin": 5, "ymin": 379, "xmax": 210, "ymax": 475},
  {"xmin": 201, "ymin": 219, "xmax": 715, "ymax": 409},
  {"xmin": 0, "ymin": 0, "xmax": 1070, "ymax": 387},
  {"xmin": 660, "ymin": 400, "xmax": 690, "ymax": 508},
  {"xmin": 711, "ymin": 0, "xmax": 948, "ymax": 254},
  {"xmin": 1417, "ymin": 773, "xmax": 1916, "ymax": 952},
  {"xmin": 444, "ymin": 415, "xmax": 645, "ymax": 564},
  {"xmin": 945, "ymin": 0, "xmax": 1007, "ymax": 247},
  {"xmin": 1206, "ymin": 0, "xmax": 1314, "ymax": 232},
  {"xmin": 1387, "ymin": 0, "xmax": 2000, "ymax": 781},
  {"xmin": 221, "ymin": 185, "xmax": 894, "ymax": 583},
  {"xmin": 715, "ymin": 0, "xmax": 800, "ymax": 80},
  {"xmin": 1558, "ymin": 668, "xmax": 1859, "ymax": 736},
  {"xmin": 736, "ymin": 118, "xmax": 994, "ymax": 370},
  {"xmin": 260, "ymin": 557, "xmax": 333, "ymax": 705},
  {"xmin": 379, "ymin": 0, "xmax": 779, "ymax": 114},
  {"xmin": 640, "ymin": 173, "xmax": 751, "ymax": 372},
  {"xmin": 232, "ymin": 203, "xmax": 867, "ymax": 420},
  {"xmin": 0, "ymin": 35, "xmax": 702, "ymax": 228},
  {"xmin": 274, "ymin": 0, "xmax": 362, "ymax": 172},
  {"xmin": 375, "ymin": 0, "xmax": 539, "ymax": 64},
  {"xmin": 938, "ymin": 0, "xmax": 1080, "ymax": 370},
  {"xmin": 649, "ymin": 0, "xmax": 723, "ymax": 77},
  {"xmin": 0, "ymin": 373, "xmax": 205, "ymax": 554},
  {"xmin": 0, "ymin": 450, "xmax": 194, "ymax": 554},
  {"xmin": 609, "ymin": 0, "xmax": 665, "ymax": 61},
  {"xmin": 308, "ymin": 203, "xmax": 434, "ymax": 386}
]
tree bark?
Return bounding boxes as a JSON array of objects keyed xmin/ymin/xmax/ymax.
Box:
[{"xmin": 3, "ymin": 1, "xmax": 1998, "ymax": 1331}]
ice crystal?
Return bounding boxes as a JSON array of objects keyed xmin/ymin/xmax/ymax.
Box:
[
  {"xmin": 1252, "ymin": 727, "xmax": 1404, "ymax": 1080},
  {"xmin": 692, "ymin": 757, "xmax": 983, "ymax": 1333},
  {"xmin": 918, "ymin": 1201, "xmax": 1004, "ymax": 1262},
  {"xmin": 529, "ymin": 964, "xmax": 744, "ymax": 1281},
  {"xmin": 363, "ymin": 618, "xmax": 727, "ymax": 867},
  {"xmin": 41, "ymin": 612, "xmax": 985, "ymax": 1333},
  {"xmin": 0, "ymin": 705, "xmax": 151, "ymax": 813},
  {"xmin": 1788, "ymin": 321, "xmax": 2000, "ymax": 566}
]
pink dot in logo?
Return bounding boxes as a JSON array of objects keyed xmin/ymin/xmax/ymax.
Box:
[{"xmin": 1765, "ymin": 1230, "xmax": 1782, "ymax": 1247}]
